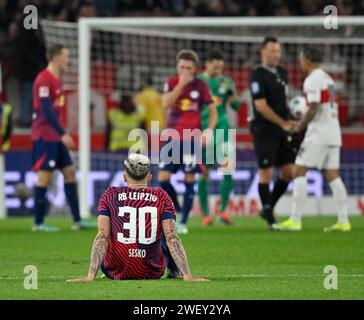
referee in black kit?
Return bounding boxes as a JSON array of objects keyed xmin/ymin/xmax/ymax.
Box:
[{"xmin": 249, "ymin": 36, "xmax": 297, "ymax": 229}]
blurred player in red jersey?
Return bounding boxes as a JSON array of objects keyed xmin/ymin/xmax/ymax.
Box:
[
  {"xmin": 31, "ymin": 44, "xmax": 95, "ymax": 232},
  {"xmin": 159, "ymin": 50, "xmax": 217, "ymax": 234},
  {"xmin": 67, "ymin": 153, "xmax": 208, "ymax": 282}
]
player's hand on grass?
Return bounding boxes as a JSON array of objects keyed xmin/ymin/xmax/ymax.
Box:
[
  {"xmin": 61, "ymin": 133, "xmax": 76, "ymax": 150},
  {"xmin": 66, "ymin": 276, "xmax": 95, "ymax": 282},
  {"xmin": 183, "ymin": 275, "xmax": 209, "ymax": 282}
]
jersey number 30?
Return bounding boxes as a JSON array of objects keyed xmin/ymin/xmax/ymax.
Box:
[{"xmin": 117, "ymin": 206, "xmax": 158, "ymax": 245}]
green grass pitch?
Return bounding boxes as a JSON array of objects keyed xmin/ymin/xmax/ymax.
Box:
[{"xmin": 0, "ymin": 215, "xmax": 363, "ymax": 300}]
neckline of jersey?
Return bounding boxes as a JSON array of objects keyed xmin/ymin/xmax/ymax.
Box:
[{"xmin": 261, "ymin": 64, "xmax": 278, "ymax": 74}]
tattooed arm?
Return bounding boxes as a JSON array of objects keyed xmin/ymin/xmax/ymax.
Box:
[
  {"xmin": 162, "ymin": 219, "xmax": 208, "ymax": 282},
  {"xmin": 87, "ymin": 216, "xmax": 110, "ymax": 280},
  {"xmin": 67, "ymin": 215, "xmax": 110, "ymax": 282},
  {"xmin": 294, "ymin": 102, "xmax": 319, "ymax": 133}
]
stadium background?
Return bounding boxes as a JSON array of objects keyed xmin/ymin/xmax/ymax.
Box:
[{"xmin": 1, "ymin": 0, "xmax": 364, "ymax": 218}]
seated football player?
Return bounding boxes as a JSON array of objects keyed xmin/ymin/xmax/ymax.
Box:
[{"xmin": 67, "ymin": 153, "xmax": 209, "ymax": 282}]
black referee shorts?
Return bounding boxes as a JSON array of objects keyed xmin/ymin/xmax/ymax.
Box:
[{"xmin": 251, "ymin": 124, "xmax": 296, "ymax": 169}]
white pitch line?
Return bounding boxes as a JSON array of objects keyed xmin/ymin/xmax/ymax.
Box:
[
  {"xmin": 0, "ymin": 276, "xmax": 83, "ymax": 280},
  {"xmin": 1, "ymin": 274, "xmax": 364, "ymax": 280},
  {"xmin": 220, "ymin": 274, "xmax": 364, "ymax": 278}
]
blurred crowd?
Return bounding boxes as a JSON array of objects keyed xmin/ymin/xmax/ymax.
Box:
[{"xmin": 1, "ymin": 0, "xmax": 362, "ymax": 27}]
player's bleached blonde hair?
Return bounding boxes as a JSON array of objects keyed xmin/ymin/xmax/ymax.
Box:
[
  {"xmin": 124, "ymin": 153, "xmax": 151, "ymax": 181},
  {"xmin": 176, "ymin": 49, "xmax": 199, "ymax": 64}
]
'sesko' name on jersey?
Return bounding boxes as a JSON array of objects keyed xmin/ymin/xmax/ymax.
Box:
[
  {"xmin": 129, "ymin": 249, "xmax": 146, "ymax": 258},
  {"xmin": 118, "ymin": 192, "xmax": 158, "ymax": 202}
]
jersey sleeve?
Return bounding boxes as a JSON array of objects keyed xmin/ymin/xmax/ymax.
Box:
[
  {"xmin": 201, "ymin": 81, "xmax": 213, "ymax": 105},
  {"xmin": 97, "ymin": 189, "xmax": 111, "ymax": 216},
  {"xmin": 304, "ymin": 75, "xmax": 321, "ymax": 104},
  {"xmin": 160, "ymin": 190, "xmax": 176, "ymax": 221},
  {"xmin": 41, "ymin": 98, "xmax": 66, "ymax": 135},
  {"xmin": 37, "ymin": 77, "xmax": 52, "ymax": 101},
  {"xmin": 249, "ymin": 70, "xmax": 266, "ymax": 100},
  {"xmin": 36, "ymin": 75, "xmax": 66, "ymax": 135}
]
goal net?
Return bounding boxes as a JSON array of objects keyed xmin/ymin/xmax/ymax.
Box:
[{"xmin": 38, "ymin": 17, "xmax": 364, "ymax": 218}]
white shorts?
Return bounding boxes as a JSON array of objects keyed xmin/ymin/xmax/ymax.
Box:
[{"xmin": 295, "ymin": 143, "xmax": 340, "ymax": 170}]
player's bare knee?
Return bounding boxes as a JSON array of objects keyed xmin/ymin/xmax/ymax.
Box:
[
  {"xmin": 158, "ymin": 170, "xmax": 171, "ymax": 182},
  {"xmin": 61, "ymin": 165, "xmax": 76, "ymax": 183},
  {"xmin": 324, "ymin": 170, "xmax": 339, "ymax": 183},
  {"xmin": 258, "ymin": 168, "xmax": 273, "ymax": 184},
  {"xmin": 184, "ymin": 173, "xmax": 195, "ymax": 183},
  {"xmin": 200, "ymin": 171, "xmax": 209, "ymax": 180},
  {"xmin": 37, "ymin": 171, "xmax": 52, "ymax": 187},
  {"xmin": 280, "ymin": 165, "xmax": 294, "ymax": 182},
  {"xmin": 281, "ymin": 173, "xmax": 292, "ymax": 182},
  {"xmin": 293, "ymin": 166, "xmax": 307, "ymax": 178}
]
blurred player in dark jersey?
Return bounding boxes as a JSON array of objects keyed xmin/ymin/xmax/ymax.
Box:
[
  {"xmin": 67, "ymin": 153, "xmax": 208, "ymax": 282},
  {"xmin": 159, "ymin": 49, "xmax": 217, "ymax": 234},
  {"xmin": 31, "ymin": 44, "xmax": 95, "ymax": 232},
  {"xmin": 249, "ymin": 37, "xmax": 296, "ymax": 230}
]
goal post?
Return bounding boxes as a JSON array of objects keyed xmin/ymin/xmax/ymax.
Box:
[
  {"xmin": 0, "ymin": 63, "xmax": 6, "ymax": 219},
  {"xmin": 78, "ymin": 21, "xmax": 91, "ymax": 219},
  {"xmin": 0, "ymin": 154, "xmax": 6, "ymax": 219},
  {"xmin": 38, "ymin": 16, "xmax": 364, "ymax": 218}
]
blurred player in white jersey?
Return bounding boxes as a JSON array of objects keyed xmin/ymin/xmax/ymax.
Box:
[{"xmin": 276, "ymin": 46, "xmax": 351, "ymax": 232}]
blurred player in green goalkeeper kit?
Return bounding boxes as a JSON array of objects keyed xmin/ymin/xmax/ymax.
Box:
[{"xmin": 198, "ymin": 50, "xmax": 241, "ymax": 225}]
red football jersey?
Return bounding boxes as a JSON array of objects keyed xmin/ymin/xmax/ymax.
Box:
[
  {"xmin": 97, "ymin": 186, "xmax": 176, "ymax": 280},
  {"xmin": 32, "ymin": 69, "xmax": 65, "ymax": 141},
  {"xmin": 163, "ymin": 76, "xmax": 212, "ymax": 139}
]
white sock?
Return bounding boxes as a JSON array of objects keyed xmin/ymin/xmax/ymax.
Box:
[
  {"xmin": 329, "ymin": 177, "xmax": 349, "ymax": 224},
  {"xmin": 291, "ymin": 176, "xmax": 307, "ymax": 223}
]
